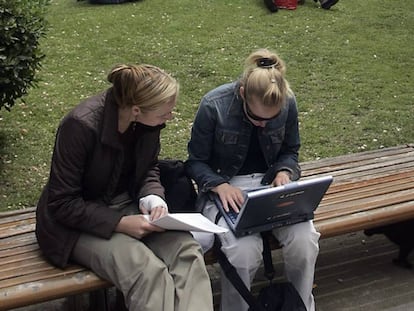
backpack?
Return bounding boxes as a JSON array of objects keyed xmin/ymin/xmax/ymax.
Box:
[
  {"xmin": 158, "ymin": 159, "xmax": 198, "ymax": 213},
  {"xmin": 254, "ymin": 282, "xmax": 307, "ymax": 311}
]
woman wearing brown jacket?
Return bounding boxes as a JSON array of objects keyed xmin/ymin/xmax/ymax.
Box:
[{"xmin": 36, "ymin": 64, "xmax": 213, "ymax": 311}]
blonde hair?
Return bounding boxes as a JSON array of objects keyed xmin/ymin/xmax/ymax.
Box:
[
  {"xmin": 107, "ymin": 64, "xmax": 179, "ymax": 112},
  {"xmin": 240, "ymin": 49, "xmax": 291, "ymax": 108}
]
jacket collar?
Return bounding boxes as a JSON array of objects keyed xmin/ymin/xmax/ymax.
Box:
[
  {"xmin": 227, "ymin": 82, "xmax": 246, "ymax": 119},
  {"xmin": 100, "ymin": 89, "xmax": 166, "ymax": 149}
]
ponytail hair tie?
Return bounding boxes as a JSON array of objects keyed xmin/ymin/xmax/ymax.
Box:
[{"xmin": 257, "ymin": 57, "xmax": 277, "ymax": 68}]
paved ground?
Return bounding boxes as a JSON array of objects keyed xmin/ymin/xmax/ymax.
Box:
[{"xmin": 10, "ymin": 231, "xmax": 414, "ymax": 311}]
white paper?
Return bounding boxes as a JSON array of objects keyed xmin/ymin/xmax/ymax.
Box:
[{"xmin": 144, "ymin": 213, "xmax": 228, "ymax": 233}]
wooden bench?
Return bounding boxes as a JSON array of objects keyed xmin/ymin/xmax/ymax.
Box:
[{"xmin": 1, "ymin": 144, "xmax": 414, "ymax": 311}]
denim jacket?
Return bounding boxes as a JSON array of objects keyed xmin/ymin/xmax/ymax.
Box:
[{"xmin": 185, "ymin": 82, "xmax": 301, "ymax": 193}]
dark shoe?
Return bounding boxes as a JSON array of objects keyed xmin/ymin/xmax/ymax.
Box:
[
  {"xmin": 320, "ymin": 0, "xmax": 339, "ymax": 9},
  {"xmin": 392, "ymin": 258, "xmax": 413, "ymax": 269},
  {"xmin": 264, "ymin": 0, "xmax": 278, "ymax": 12}
]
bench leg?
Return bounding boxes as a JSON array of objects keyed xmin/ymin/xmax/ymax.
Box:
[
  {"xmin": 89, "ymin": 289, "xmax": 111, "ymax": 311},
  {"xmin": 115, "ymin": 289, "xmax": 128, "ymax": 311},
  {"xmin": 66, "ymin": 288, "xmax": 127, "ymax": 311},
  {"xmin": 67, "ymin": 294, "xmax": 84, "ymax": 311}
]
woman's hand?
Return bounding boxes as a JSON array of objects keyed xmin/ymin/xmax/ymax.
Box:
[
  {"xmin": 147, "ymin": 205, "xmax": 168, "ymax": 221},
  {"xmin": 139, "ymin": 194, "xmax": 168, "ymax": 221},
  {"xmin": 115, "ymin": 215, "xmax": 165, "ymax": 239},
  {"xmin": 272, "ymin": 171, "xmax": 292, "ymax": 186},
  {"xmin": 212, "ymin": 183, "xmax": 244, "ymax": 213}
]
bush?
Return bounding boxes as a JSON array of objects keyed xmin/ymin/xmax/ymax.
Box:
[{"xmin": 0, "ymin": 0, "xmax": 50, "ymax": 111}]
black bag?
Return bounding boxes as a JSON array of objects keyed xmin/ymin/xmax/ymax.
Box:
[
  {"xmin": 264, "ymin": 0, "xmax": 278, "ymax": 12},
  {"xmin": 255, "ymin": 282, "xmax": 306, "ymax": 311},
  {"xmin": 158, "ymin": 159, "xmax": 198, "ymax": 213},
  {"xmin": 214, "ymin": 231, "xmax": 306, "ymax": 311}
]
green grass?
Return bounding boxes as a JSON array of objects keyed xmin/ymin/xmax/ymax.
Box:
[{"xmin": 1, "ymin": 0, "xmax": 413, "ymax": 210}]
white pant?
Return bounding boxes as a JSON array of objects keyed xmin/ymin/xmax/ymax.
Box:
[{"xmin": 193, "ymin": 174, "xmax": 320, "ymax": 311}]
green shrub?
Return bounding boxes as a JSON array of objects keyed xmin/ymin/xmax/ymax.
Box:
[{"xmin": 0, "ymin": 0, "xmax": 50, "ymax": 111}]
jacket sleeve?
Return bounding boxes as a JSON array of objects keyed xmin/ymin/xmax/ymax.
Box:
[
  {"xmin": 46, "ymin": 117, "xmax": 122, "ymax": 239},
  {"xmin": 185, "ymin": 98, "xmax": 228, "ymax": 192},
  {"xmin": 262, "ymin": 96, "xmax": 301, "ymax": 184}
]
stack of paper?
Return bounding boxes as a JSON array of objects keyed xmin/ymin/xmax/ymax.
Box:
[{"xmin": 144, "ymin": 213, "xmax": 228, "ymax": 233}]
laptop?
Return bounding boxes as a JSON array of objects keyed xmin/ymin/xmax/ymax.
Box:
[{"xmin": 212, "ymin": 175, "xmax": 333, "ymax": 237}]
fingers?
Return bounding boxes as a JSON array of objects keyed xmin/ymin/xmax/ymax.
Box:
[
  {"xmin": 137, "ymin": 216, "xmax": 165, "ymax": 237},
  {"xmin": 213, "ymin": 183, "xmax": 244, "ymax": 213},
  {"xmin": 139, "ymin": 205, "xmax": 149, "ymax": 215},
  {"xmin": 223, "ymin": 191, "xmax": 244, "ymax": 213},
  {"xmin": 149, "ymin": 206, "xmax": 168, "ymax": 221},
  {"xmin": 116, "ymin": 215, "xmax": 165, "ymax": 239},
  {"xmin": 273, "ymin": 171, "xmax": 292, "ymax": 186}
]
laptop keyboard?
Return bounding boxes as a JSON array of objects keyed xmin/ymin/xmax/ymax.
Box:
[{"xmin": 226, "ymin": 209, "xmax": 239, "ymax": 224}]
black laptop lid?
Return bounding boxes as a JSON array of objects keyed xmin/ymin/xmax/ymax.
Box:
[{"xmin": 233, "ymin": 175, "xmax": 333, "ymax": 234}]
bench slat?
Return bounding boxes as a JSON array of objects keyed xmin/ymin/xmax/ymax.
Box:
[
  {"xmin": 0, "ymin": 233, "xmax": 37, "ymax": 254},
  {"xmin": 316, "ymin": 201, "xmax": 414, "ymax": 238},
  {"xmin": 0, "ymin": 243, "xmax": 38, "ymax": 260},
  {"xmin": 320, "ymin": 173, "xmax": 414, "ymax": 204},
  {"xmin": 0, "ymin": 261, "xmax": 96, "ymax": 289},
  {"xmin": 324, "ymin": 170, "xmax": 414, "ymax": 194},
  {"xmin": 301, "ymin": 144, "xmax": 413, "ymax": 172},
  {"xmin": 0, "ymin": 271, "xmax": 109, "ymax": 310},
  {"xmin": 304, "ymin": 161, "xmax": 414, "ymax": 183},
  {"xmin": 316, "ymin": 189, "xmax": 414, "ymax": 220}
]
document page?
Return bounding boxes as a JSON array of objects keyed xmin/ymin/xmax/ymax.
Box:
[{"xmin": 144, "ymin": 213, "xmax": 228, "ymax": 233}]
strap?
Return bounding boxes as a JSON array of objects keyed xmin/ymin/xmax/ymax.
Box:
[
  {"xmin": 213, "ymin": 235, "xmax": 264, "ymax": 311},
  {"xmin": 260, "ymin": 231, "xmax": 275, "ymax": 281}
]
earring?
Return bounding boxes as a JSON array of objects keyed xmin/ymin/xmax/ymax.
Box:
[{"xmin": 133, "ymin": 116, "xmax": 138, "ymax": 131}]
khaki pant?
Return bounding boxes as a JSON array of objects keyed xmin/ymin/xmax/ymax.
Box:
[{"xmin": 71, "ymin": 196, "xmax": 214, "ymax": 311}]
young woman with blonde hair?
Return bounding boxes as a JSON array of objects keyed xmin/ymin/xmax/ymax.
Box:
[
  {"xmin": 36, "ymin": 64, "xmax": 214, "ymax": 311},
  {"xmin": 186, "ymin": 49, "xmax": 319, "ymax": 311}
]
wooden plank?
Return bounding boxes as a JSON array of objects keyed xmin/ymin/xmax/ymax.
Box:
[
  {"xmin": 301, "ymin": 144, "xmax": 414, "ymax": 172},
  {"xmin": 323, "ymin": 170, "xmax": 414, "ymax": 195},
  {"xmin": 0, "ymin": 207, "xmax": 36, "ymax": 220},
  {"xmin": 0, "ymin": 243, "xmax": 38, "ymax": 259},
  {"xmin": 303, "ymin": 161, "xmax": 414, "ymax": 183},
  {"xmin": 0, "ymin": 271, "xmax": 110, "ymax": 311},
  {"xmin": 0, "ymin": 247, "xmax": 40, "ymax": 266},
  {"xmin": 301, "ymin": 146, "xmax": 414, "ymax": 179},
  {"xmin": 0, "ymin": 263, "xmax": 96, "ymax": 290},
  {"xmin": 0, "ymin": 222, "xmax": 35, "ymax": 239},
  {"xmin": 316, "ymin": 189, "xmax": 414, "ymax": 221},
  {"xmin": 316, "ymin": 201, "xmax": 414, "ymax": 238},
  {"xmin": 0, "ymin": 232, "xmax": 37, "ymax": 254}
]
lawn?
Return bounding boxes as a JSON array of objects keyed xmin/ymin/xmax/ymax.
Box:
[{"xmin": 0, "ymin": 0, "xmax": 413, "ymax": 210}]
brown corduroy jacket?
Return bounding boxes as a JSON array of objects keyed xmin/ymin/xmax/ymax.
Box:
[{"xmin": 36, "ymin": 89, "xmax": 165, "ymax": 268}]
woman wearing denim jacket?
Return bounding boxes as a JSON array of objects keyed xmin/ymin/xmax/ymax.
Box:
[{"xmin": 185, "ymin": 49, "xmax": 320, "ymax": 311}]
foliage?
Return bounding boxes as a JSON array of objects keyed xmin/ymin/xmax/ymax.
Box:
[
  {"xmin": 0, "ymin": 0, "xmax": 50, "ymax": 111},
  {"xmin": 0, "ymin": 0, "xmax": 413, "ymax": 210}
]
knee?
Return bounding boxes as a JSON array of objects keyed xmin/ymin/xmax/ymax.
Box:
[
  {"xmin": 171, "ymin": 232, "xmax": 205, "ymax": 262},
  {"xmin": 223, "ymin": 237, "xmax": 263, "ymax": 269},
  {"xmin": 278, "ymin": 222, "xmax": 320, "ymax": 257}
]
